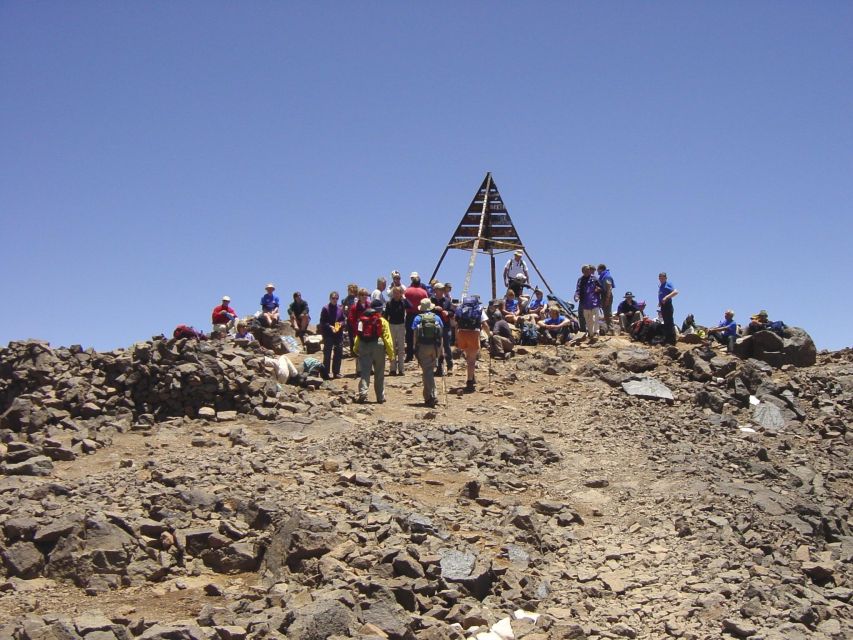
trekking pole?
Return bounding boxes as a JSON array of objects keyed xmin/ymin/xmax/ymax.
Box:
[
  {"xmin": 439, "ymin": 346, "xmax": 448, "ymax": 406},
  {"xmin": 487, "ymin": 337, "xmax": 493, "ymax": 390}
]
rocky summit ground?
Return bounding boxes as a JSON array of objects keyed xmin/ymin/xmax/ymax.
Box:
[{"xmin": 0, "ymin": 332, "xmax": 850, "ymax": 640}]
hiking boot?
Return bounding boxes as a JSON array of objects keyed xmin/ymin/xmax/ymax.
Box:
[
  {"xmin": 355, "ymin": 396, "xmax": 367, "ymax": 404},
  {"xmin": 465, "ymin": 379, "xmax": 475, "ymax": 392},
  {"xmin": 434, "ymin": 366, "xmax": 445, "ymax": 377},
  {"xmin": 377, "ymin": 397, "xmax": 386, "ymax": 404},
  {"xmin": 425, "ymin": 397, "xmax": 438, "ymax": 408}
]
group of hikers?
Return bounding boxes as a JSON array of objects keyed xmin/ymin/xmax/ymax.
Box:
[{"xmin": 196, "ymin": 252, "xmax": 779, "ymax": 406}]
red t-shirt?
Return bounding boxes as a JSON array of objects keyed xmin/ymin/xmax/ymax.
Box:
[
  {"xmin": 212, "ymin": 304, "xmax": 236, "ymax": 324},
  {"xmin": 404, "ymin": 286, "xmax": 428, "ymax": 316}
]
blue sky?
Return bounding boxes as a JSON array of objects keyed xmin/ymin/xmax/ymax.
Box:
[{"xmin": 2, "ymin": 2, "xmax": 851, "ymax": 351}]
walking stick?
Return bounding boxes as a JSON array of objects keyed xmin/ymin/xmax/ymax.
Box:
[{"xmin": 439, "ymin": 345, "xmax": 448, "ymax": 406}]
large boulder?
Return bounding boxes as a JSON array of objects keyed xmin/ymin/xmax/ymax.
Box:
[
  {"xmin": 733, "ymin": 327, "xmax": 817, "ymax": 368},
  {"xmin": 616, "ymin": 348, "xmax": 657, "ymax": 373},
  {"xmin": 782, "ymin": 327, "xmax": 817, "ymax": 367}
]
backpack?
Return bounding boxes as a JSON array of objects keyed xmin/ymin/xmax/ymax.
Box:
[
  {"xmin": 173, "ymin": 325, "xmax": 205, "ymax": 340},
  {"xmin": 357, "ymin": 310, "xmax": 382, "ymax": 342},
  {"xmin": 456, "ymin": 296, "xmax": 483, "ymax": 330},
  {"xmin": 520, "ymin": 321, "xmax": 539, "ymax": 346},
  {"xmin": 416, "ymin": 312, "xmax": 441, "ymax": 344}
]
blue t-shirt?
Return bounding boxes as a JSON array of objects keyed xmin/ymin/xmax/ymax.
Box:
[
  {"xmin": 658, "ymin": 281, "xmax": 675, "ymax": 304},
  {"xmin": 544, "ymin": 315, "xmax": 567, "ymax": 326},
  {"xmin": 411, "ymin": 312, "xmax": 445, "ymax": 332},
  {"xmin": 528, "ymin": 297, "xmax": 546, "ymax": 311},
  {"xmin": 505, "ymin": 298, "xmax": 519, "ymax": 313},
  {"xmin": 717, "ymin": 319, "xmax": 737, "ymax": 338},
  {"xmin": 261, "ymin": 292, "xmax": 280, "ymax": 312}
]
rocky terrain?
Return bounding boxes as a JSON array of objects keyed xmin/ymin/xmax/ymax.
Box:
[{"xmin": 0, "ymin": 329, "xmax": 850, "ymax": 639}]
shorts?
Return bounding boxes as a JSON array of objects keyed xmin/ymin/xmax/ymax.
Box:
[{"xmin": 456, "ymin": 329, "xmax": 480, "ymax": 352}]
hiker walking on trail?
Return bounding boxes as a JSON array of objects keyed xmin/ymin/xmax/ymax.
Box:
[
  {"xmin": 575, "ymin": 265, "xmax": 602, "ymax": 339},
  {"xmin": 404, "ymin": 272, "xmax": 429, "ymax": 363},
  {"xmin": 412, "ymin": 299, "xmax": 444, "ymax": 407},
  {"xmin": 212, "ymin": 296, "xmax": 237, "ymax": 332},
  {"xmin": 318, "ymin": 291, "xmax": 346, "ymax": 379},
  {"xmin": 597, "ymin": 264, "xmax": 615, "ymax": 335},
  {"xmin": 260, "ymin": 284, "xmax": 280, "ymax": 327},
  {"xmin": 455, "ymin": 295, "xmax": 490, "ymax": 392},
  {"xmin": 353, "ymin": 299, "xmax": 394, "ymax": 403},
  {"xmin": 430, "ymin": 283, "xmax": 454, "ymax": 376},
  {"xmin": 383, "ymin": 286, "xmax": 407, "ymax": 376},
  {"xmin": 287, "ymin": 292, "xmax": 310, "ymax": 342},
  {"xmin": 657, "ymin": 272, "xmax": 679, "ymax": 345},
  {"xmin": 503, "ymin": 250, "xmax": 529, "ymax": 297}
]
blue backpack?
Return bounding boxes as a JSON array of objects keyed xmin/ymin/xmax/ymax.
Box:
[{"xmin": 456, "ymin": 296, "xmax": 483, "ymax": 330}]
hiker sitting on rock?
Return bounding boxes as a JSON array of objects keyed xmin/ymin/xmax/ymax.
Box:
[
  {"xmin": 412, "ymin": 298, "xmax": 444, "ymax": 407},
  {"xmin": 287, "ymin": 292, "xmax": 311, "ymax": 342},
  {"xmin": 235, "ymin": 320, "xmax": 255, "ymax": 341},
  {"xmin": 746, "ymin": 310, "xmax": 771, "ymax": 335},
  {"xmin": 707, "ymin": 309, "xmax": 738, "ymax": 352},
  {"xmin": 212, "ymin": 295, "xmax": 237, "ymax": 332},
  {"xmin": 488, "ymin": 311, "xmax": 515, "ymax": 359},
  {"xmin": 538, "ymin": 306, "xmax": 572, "ymax": 344},
  {"xmin": 260, "ymin": 283, "xmax": 280, "ymax": 327},
  {"xmin": 524, "ymin": 288, "xmax": 547, "ymax": 321},
  {"xmin": 502, "ymin": 289, "xmax": 521, "ymax": 324},
  {"xmin": 616, "ymin": 292, "xmax": 644, "ymax": 333}
]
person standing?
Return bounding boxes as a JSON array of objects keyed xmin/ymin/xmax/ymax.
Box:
[
  {"xmin": 430, "ymin": 282, "xmax": 454, "ymax": 376},
  {"xmin": 383, "ymin": 286, "xmax": 408, "ymax": 376},
  {"xmin": 597, "ymin": 264, "xmax": 615, "ymax": 335},
  {"xmin": 353, "ymin": 299, "xmax": 395, "ymax": 403},
  {"xmin": 404, "ymin": 272, "xmax": 429, "ymax": 362},
  {"xmin": 260, "ymin": 284, "xmax": 280, "ymax": 327},
  {"xmin": 212, "ymin": 296, "xmax": 237, "ymax": 332},
  {"xmin": 574, "ymin": 265, "xmax": 602, "ymax": 339},
  {"xmin": 412, "ymin": 299, "xmax": 444, "ymax": 407},
  {"xmin": 503, "ymin": 250, "xmax": 529, "ymax": 297},
  {"xmin": 318, "ymin": 291, "xmax": 346, "ymax": 379},
  {"xmin": 658, "ymin": 272, "xmax": 679, "ymax": 345},
  {"xmin": 371, "ymin": 277, "xmax": 387, "ymax": 311}
]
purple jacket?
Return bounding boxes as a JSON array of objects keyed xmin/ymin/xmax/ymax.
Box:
[
  {"xmin": 319, "ymin": 303, "xmax": 346, "ymax": 338},
  {"xmin": 575, "ymin": 275, "xmax": 602, "ymax": 310}
]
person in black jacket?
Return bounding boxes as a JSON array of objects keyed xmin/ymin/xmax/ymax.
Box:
[{"xmin": 383, "ymin": 286, "xmax": 408, "ymax": 375}]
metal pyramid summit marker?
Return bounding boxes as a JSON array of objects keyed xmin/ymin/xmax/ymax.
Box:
[{"xmin": 430, "ymin": 172, "xmax": 552, "ymax": 299}]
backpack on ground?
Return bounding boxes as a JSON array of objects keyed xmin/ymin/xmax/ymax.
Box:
[
  {"xmin": 520, "ymin": 321, "xmax": 539, "ymax": 346},
  {"xmin": 456, "ymin": 296, "xmax": 483, "ymax": 330},
  {"xmin": 416, "ymin": 312, "xmax": 442, "ymax": 345},
  {"xmin": 173, "ymin": 325, "xmax": 206, "ymax": 340},
  {"xmin": 358, "ymin": 310, "xmax": 382, "ymax": 342}
]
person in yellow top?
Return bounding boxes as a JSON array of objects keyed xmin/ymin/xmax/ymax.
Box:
[{"xmin": 352, "ymin": 299, "xmax": 395, "ymax": 404}]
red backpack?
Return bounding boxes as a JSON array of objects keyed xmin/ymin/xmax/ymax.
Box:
[{"xmin": 358, "ymin": 311, "xmax": 382, "ymax": 342}]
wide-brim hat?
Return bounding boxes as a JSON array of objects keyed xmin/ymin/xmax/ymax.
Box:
[
  {"xmin": 624, "ymin": 291, "xmax": 634, "ymax": 298},
  {"xmin": 222, "ymin": 296, "xmax": 231, "ymax": 302},
  {"xmin": 370, "ymin": 299, "xmax": 384, "ymax": 310},
  {"xmin": 514, "ymin": 249, "xmax": 523, "ymax": 256},
  {"xmin": 419, "ymin": 299, "xmax": 433, "ymax": 312},
  {"xmin": 410, "ymin": 272, "xmax": 420, "ymax": 280},
  {"xmin": 265, "ymin": 283, "xmax": 275, "ymax": 290}
]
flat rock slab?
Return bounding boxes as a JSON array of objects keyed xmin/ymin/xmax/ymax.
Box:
[
  {"xmin": 621, "ymin": 377, "xmax": 673, "ymax": 401},
  {"xmin": 752, "ymin": 402, "xmax": 785, "ymax": 431}
]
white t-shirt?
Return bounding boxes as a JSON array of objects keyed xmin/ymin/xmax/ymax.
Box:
[{"xmin": 505, "ymin": 257, "xmax": 527, "ymax": 280}]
